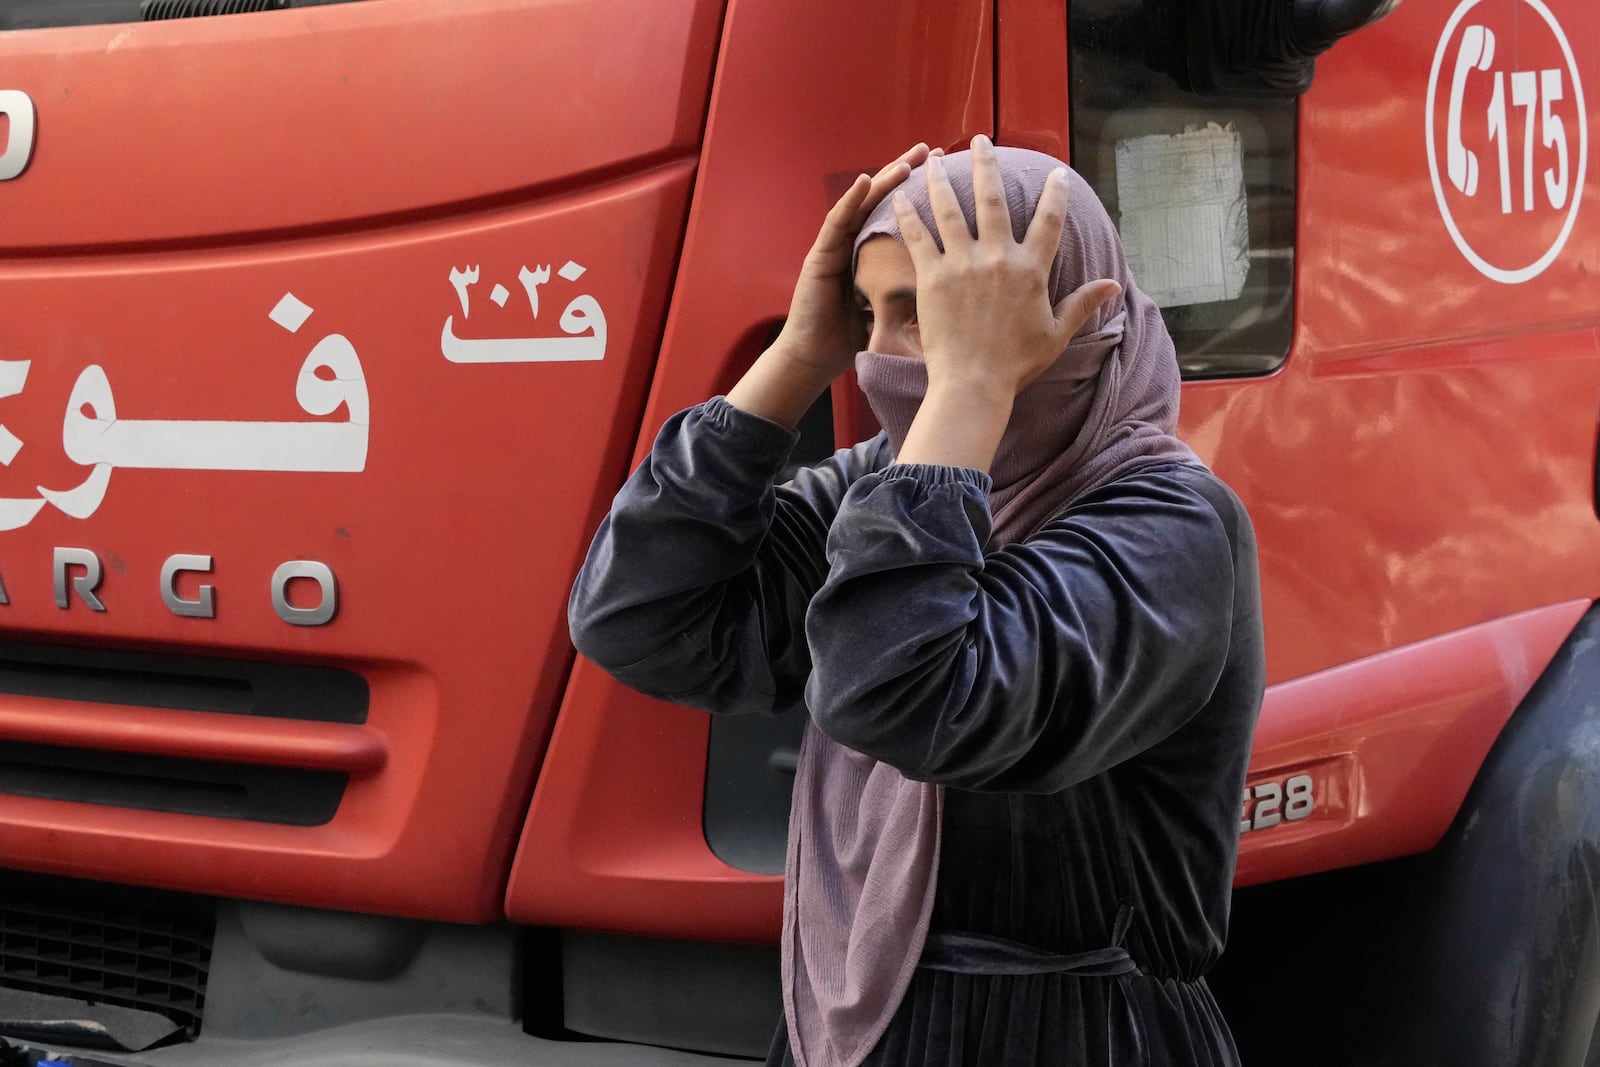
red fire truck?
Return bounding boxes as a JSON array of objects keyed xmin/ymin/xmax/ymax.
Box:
[{"xmin": 0, "ymin": 0, "xmax": 1594, "ymax": 1063}]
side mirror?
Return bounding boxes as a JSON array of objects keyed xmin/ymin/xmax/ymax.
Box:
[
  {"xmin": 1176, "ymin": 0, "xmax": 1402, "ymax": 96},
  {"xmin": 1294, "ymin": 0, "xmax": 1404, "ymax": 53}
]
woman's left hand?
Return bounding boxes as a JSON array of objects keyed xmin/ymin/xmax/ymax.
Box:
[{"xmin": 892, "ymin": 134, "xmax": 1120, "ymax": 402}]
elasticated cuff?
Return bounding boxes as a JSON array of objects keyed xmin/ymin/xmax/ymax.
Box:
[
  {"xmin": 878, "ymin": 462, "xmax": 994, "ymax": 493},
  {"xmin": 696, "ymin": 395, "xmax": 802, "ymax": 455}
]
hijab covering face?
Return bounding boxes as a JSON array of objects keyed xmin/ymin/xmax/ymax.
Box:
[{"xmin": 782, "ymin": 147, "xmax": 1197, "ymax": 1067}]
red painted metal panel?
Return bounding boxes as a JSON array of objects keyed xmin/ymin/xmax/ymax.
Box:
[
  {"xmin": 1182, "ymin": 0, "xmax": 1600, "ymax": 681},
  {"xmin": 996, "ymin": 0, "xmax": 1069, "ymax": 158},
  {"xmin": 991, "ymin": 0, "xmax": 1600, "ymax": 883},
  {"xmin": 0, "ymin": 0, "xmax": 720, "ymax": 248},
  {"xmin": 1183, "ymin": 327, "xmax": 1600, "ymax": 685},
  {"xmin": 506, "ymin": 0, "xmax": 993, "ymax": 941},
  {"xmin": 994, "ymin": 0, "xmax": 1600, "ymax": 686},
  {"xmin": 0, "ymin": 698, "xmax": 388, "ymax": 776},
  {"xmin": 1235, "ymin": 600, "xmax": 1589, "ymax": 884},
  {"xmin": 0, "ymin": 165, "xmax": 697, "ymax": 919},
  {"xmin": 0, "ymin": 0, "xmax": 719, "ymax": 919}
]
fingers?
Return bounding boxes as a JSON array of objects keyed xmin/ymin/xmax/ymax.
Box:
[
  {"xmin": 923, "ymin": 154, "xmax": 974, "ymax": 250},
  {"xmin": 890, "ymin": 189, "xmax": 939, "ymax": 270},
  {"xmin": 822, "ymin": 142, "xmax": 929, "ymax": 230},
  {"xmin": 968, "ymin": 134, "xmax": 1011, "ymax": 243},
  {"xmin": 872, "ymin": 143, "xmax": 930, "ymax": 185},
  {"xmin": 856, "ymin": 161, "xmax": 911, "ymax": 225},
  {"xmin": 1052, "ymin": 279, "xmax": 1122, "ymax": 341},
  {"xmin": 808, "ymin": 141, "xmax": 937, "ymax": 262},
  {"xmin": 1024, "ymin": 167, "xmax": 1071, "ymax": 267},
  {"xmin": 810, "ymin": 172, "xmax": 874, "ymax": 258},
  {"xmin": 830, "ymin": 172, "xmax": 873, "ymax": 220},
  {"xmin": 853, "ymin": 143, "xmax": 930, "ymax": 227}
]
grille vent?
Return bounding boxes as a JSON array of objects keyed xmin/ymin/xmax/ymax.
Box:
[
  {"xmin": 142, "ymin": 0, "xmax": 290, "ymax": 18},
  {"xmin": 0, "ymin": 642, "xmax": 367, "ymax": 825},
  {"xmin": 0, "ymin": 870, "xmax": 215, "ymax": 1040},
  {"xmin": 0, "ymin": 743, "xmax": 348, "ymax": 826},
  {"xmin": 0, "ymin": 643, "xmax": 369, "ymax": 724}
]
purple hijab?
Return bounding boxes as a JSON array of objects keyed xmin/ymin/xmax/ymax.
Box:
[{"xmin": 781, "ymin": 148, "xmax": 1196, "ymax": 1066}]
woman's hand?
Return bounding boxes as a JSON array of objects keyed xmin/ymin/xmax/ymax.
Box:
[
  {"xmin": 891, "ymin": 134, "xmax": 1120, "ymax": 472},
  {"xmin": 895, "ymin": 135, "xmax": 1120, "ymax": 399},
  {"xmin": 728, "ymin": 144, "xmax": 934, "ymax": 428},
  {"xmin": 768, "ymin": 142, "xmax": 934, "ymax": 375}
]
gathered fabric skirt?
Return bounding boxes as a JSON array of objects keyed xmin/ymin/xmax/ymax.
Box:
[
  {"xmin": 766, "ymin": 760, "xmax": 1249, "ymax": 1066},
  {"xmin": 763, "ymin": 966, "xmax": 1241, "ymax": 1067}
]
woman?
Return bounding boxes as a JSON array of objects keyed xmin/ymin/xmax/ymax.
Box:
[{"xmin": 569, "ymin": 136, "xmax": 1265, "ymax": 1066}]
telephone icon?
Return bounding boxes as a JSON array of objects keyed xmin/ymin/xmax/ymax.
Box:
[{"xmin": 1447, "ymin": 24, "xmax": 1495, "ymax": 196}]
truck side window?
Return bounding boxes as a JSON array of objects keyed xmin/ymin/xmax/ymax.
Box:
[{"xmin": 1069, "ymin": 4, "xmax": 1296, "ymax": 378}]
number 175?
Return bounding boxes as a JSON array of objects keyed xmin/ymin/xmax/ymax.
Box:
[{"xmin": 1487, "ymin": 67, "xmax": 1570, "ymax": 214}]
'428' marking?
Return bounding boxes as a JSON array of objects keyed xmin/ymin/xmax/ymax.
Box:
[{"xmin": 1240, "ymin": 774, "xmax": 1314, "ymax": 834}]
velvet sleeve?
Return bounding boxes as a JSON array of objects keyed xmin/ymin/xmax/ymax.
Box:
[
  {"xmin": 802, "ymin": 463, "xmax": 1237, "ymax": 793},
  {"xmin": 568, "ymin": 396, "xmax": 891, "ymax": 716}
]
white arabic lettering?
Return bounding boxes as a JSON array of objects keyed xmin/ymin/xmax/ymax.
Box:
[
  {"xmin": 518, "ymin": 264, "xmax": 552, "ymax": 317},
  {"xmin": 4, "ymin": 293, "xmax": 371, "ymax": 529},
  {"xmin": 449, "ymin": 266, "xmax": 481, "ymax": 319},
  {"xmin": 440, "ymin": 261, "xmax": 607, "ymax": 364},
  {"xmin": 0, "ymin": 360, "xmax": 46, "ymax": 530},
  {"xmin": 58, "ymin": 339, "xmax": 367, "ymax": 472}
]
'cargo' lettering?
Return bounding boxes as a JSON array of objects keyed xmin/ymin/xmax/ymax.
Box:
[{"xmin": 10, "ymin": 548, "xmax": 337, "ymax": 624}]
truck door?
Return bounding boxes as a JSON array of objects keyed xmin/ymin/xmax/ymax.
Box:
[{"xmin": 1038, "ymin": 0, "xmax": 1600, "ymax": 928}]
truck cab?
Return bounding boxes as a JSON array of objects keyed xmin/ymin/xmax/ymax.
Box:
[{"xmin": 0, "ymin": 0, "xmax": 1596, "ymax": 1063}]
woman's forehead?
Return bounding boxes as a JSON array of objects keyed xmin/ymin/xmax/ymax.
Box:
[{"xmin": 853, "ymin": 235, "xmax": 915, "ymax": 289}]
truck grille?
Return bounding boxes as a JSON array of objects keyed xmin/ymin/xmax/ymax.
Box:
[
  {"xmin": 0, "ymin": 870, "xmax": 215, "ymax": 1040},
  {"xmin": 0, "ymin": 742, "xmax": 349, "ymax": 826},
  {"xmin": 0, "ymin": 643, "xmax": 369, "ymax": 724},
  {"xmin": 0, "ymin": 642, "xmax": 368, "ymax": 826}
]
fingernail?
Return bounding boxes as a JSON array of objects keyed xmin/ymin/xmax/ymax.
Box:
[
  {"xmin": 973, "ymin": 133, "xmax": 993, "ymax": 152},
  {"xmin": 893, "ymin": 190, "xmax": 909, "ymax": 208},
  {"xmin": 928, "ymin": 155, "xmax": 945, "ymax": 174},
  {"xmin": 1051, "ymin": 167, "xmax": 1068, "ymax": 183}
]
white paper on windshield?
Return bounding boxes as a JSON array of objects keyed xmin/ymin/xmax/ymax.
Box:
[{"xmin": 1114, "ymin": 122, "xmax": 1249, "ymax": 308}]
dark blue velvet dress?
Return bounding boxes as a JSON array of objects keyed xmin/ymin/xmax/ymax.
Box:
[{"xmin": 569, "ymin": 398, "xmax": 1265, "ymax": 1066}]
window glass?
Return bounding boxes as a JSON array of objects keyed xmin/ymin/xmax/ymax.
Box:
[{"xmin": 1070, "ymin": 2, "xmax": 1296, "ymax": 378}]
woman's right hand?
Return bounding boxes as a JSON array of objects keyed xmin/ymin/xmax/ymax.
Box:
[
  {"xmin": 766, "ymin": 143, "xmax": 933, "ymax": 377},
  {"xmin": 727, "ymin": 143, "xmax": 933, "ymax": 428}
]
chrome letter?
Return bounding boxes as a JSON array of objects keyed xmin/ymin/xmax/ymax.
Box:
[
  {"xmin": 271, "ymin": 560, "xmax": 336, "ymax": 627},
  {"xmin": 54, "ymin": 547, "xmax": 106, "ymax": 611},
  {"xmin": 161, "ymin": 553, "xmax": 216, "ymax": 619}
]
